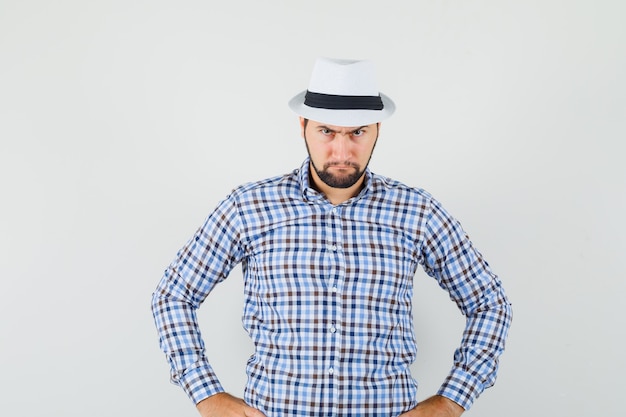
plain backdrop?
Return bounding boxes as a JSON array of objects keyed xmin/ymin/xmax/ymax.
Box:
[{"xmin": 1, "ymin": 1, "xmax": 624, "ymax": 416}]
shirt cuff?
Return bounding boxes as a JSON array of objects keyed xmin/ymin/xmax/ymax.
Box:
[
  {"xmin": 175, "ymin": 362, "xmax": 225, "ymax": 405},
  {"xmin": 436, "ymin": 367, "xmax": 484, "ymax": 411}
]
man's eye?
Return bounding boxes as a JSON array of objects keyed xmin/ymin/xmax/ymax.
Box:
[
  {"xmin": 352, "ymin": 129, "xmax": 364, "ymax": 136},
  {"xmin": 321, "ymin": 128, "xmax": 331, "ymax": 135}
]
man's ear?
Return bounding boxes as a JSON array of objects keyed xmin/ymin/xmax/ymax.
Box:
[{"xmin": 299, "ymin": 117, "xmax": 306, "ymax": 138}]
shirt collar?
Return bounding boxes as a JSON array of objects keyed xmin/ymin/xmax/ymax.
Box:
[{"xmin": 297, "ymin": 158, "xmax": 373, "ymax": 204}]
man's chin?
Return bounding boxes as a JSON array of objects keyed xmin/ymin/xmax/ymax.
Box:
[{"xmin": 318, "ymin": 170, "xmax": 364, "ymax": 189}]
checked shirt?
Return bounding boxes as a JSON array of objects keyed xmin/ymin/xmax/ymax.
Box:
[{"xmin": 152, "ymin": 158, "xmax": 512, "ymax": 416}]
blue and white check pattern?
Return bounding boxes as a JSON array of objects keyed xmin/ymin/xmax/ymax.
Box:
[{"xmin": 152, "ymin": 159, "xmax": 512, "ymax": 416}]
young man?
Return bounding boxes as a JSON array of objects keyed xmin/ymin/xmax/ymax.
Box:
[{"xmin": 152, "ymin": 58, "xmax": 512, "ymax": 417}]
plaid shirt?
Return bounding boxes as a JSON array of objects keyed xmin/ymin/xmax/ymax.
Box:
[{"xmin": 152, "ymin": 158, "xmax": 512, "ymax": 416}]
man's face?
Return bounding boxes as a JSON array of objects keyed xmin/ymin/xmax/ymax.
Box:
[{"xmin": 301, "ymin": 118, "xmax": 379, "ymax": 189}]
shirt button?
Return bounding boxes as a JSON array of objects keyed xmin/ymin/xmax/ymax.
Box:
[
  {"xmin": 330, "ymin": 324, "xmax": 336, "ymax": 333},
  {"xmin": 328, "ymin": 367, "xmax": 334, "ymax": 375},
  {"xmin": 329, "ymin": 244, "xmax": 337, "ymax": 251},
  {"xmin": 332, "ymin": 286, "xmax": 338, "ymax": 293}
]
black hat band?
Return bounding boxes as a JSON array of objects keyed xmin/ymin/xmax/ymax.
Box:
[{"xmin": 304, "ymin": 91, "xmax": 384, "ymax": 111}]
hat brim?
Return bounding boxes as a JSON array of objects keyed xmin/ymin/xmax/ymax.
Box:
[{"xmin": 288, "ymin": 91, "xmax": 395, "ymax": 126}]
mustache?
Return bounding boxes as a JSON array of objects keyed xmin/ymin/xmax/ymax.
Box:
[{"xmin": 323, "ymin": 161, "xmax": 359, "ymax": 169}]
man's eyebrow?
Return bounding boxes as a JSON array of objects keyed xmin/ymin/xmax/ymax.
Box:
[{"xmin": 316, "ymin": 125, "xmax": 369, "ymax": 133}]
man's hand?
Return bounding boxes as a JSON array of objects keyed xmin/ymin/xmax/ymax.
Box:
[
  {"xmin": 400, "ymin": 395, "xmax": 464, "ymax": 417},
  {"xmin": 196, "ymin": 392, "xmax": 266, "ymax": 417}
]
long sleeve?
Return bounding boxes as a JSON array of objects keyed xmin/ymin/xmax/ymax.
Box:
[
  {"xmin": 151, "ymin": 194, "xmax": 244, "ymax": 404},
  {"xmin": 421, "ymin": 197, "xmax": 512, "ymax": 410}
]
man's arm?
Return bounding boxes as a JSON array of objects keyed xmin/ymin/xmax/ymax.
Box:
[
  {"xmin": 151, "ymin": 194, "xmax": 245, "ymax": 404},
  {"xmin": 421, "ymin": 196, "xmax": 513, "ymax": 410}
]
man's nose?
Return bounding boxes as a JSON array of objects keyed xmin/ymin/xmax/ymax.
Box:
[{"xmin": 332, "ymin": 134, "xmax": 351, "ymax": 159}]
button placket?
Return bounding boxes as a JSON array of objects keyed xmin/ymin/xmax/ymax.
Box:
[{"xmin": 324, "ymin": 205, "xmax": 344, "ymax": 399}]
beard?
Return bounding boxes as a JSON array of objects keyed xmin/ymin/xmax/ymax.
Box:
[{"xmin": 312, "ymin": 160, "xmax": 365, "ymax": 189}]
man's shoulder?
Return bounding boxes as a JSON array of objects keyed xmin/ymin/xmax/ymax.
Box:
[
  {"xmin": 228, "ymin": 168, "xmax": 301, "ymax": 200},
  {"xmin": 369, "ymin": 172, "xmax": 434, "ymax": 202}
]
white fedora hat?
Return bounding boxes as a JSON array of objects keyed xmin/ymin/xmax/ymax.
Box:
[{"xmin": 288, "ymin": 57, "xmax": 395, "ymax": 126}]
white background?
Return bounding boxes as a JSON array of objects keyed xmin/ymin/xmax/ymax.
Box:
[{"xmin": 1, "ymin": 1, "xmax": 624, "ymax": 416}]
